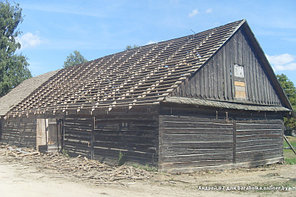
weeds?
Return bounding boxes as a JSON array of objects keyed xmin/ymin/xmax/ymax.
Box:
[
  {"xmin": 118, "ymin": 151, "xmax": 126, "ymax": 166},
  {"xmin": 61, "ymin": 149, "xmax": 69, "ymax": 157},
  {"xmin": 131, "ymin": 163, "xmax": 157, "ymax": 172}
]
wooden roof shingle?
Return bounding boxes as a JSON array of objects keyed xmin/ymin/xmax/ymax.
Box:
[
  {"xmin": 0, "ymin": 70, "xmax": 59, "ymax": 116},
  {"xmin": 8, "ymin": 20, "xmax": 248, "ymax": 116}
]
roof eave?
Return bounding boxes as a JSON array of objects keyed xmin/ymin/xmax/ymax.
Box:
[{"xmin": 240, "ymin": 21, "xmax": 293, "ymax": 111}]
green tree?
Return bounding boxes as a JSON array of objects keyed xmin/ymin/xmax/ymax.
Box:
[
  {"xmin": 0, "ymin": 1, "xmax": 31, "ymax": 97},
  {"xmin": 63, "ymin": 50, "xmax": 87, "ymax": 68},
  {"xmin": 277, "ymin": 74, "xmax": 296, "ymax": 129},
  {"xmin": 126, "ymin": 44, "xmax": 139, "ymax": 50},
  {"xmin": 277, "ymin": 74, "xmax": 296, "ymax": 110}
]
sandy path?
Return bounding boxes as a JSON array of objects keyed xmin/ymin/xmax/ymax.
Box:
[
  {"xmin": 0, "ymin": 160, "xmax": 253, "ymax": 197},
  {"xmin": 0, "ymin": 147, "xmax": 296, "ymax": 197}
]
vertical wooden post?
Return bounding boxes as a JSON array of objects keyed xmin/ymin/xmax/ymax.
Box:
[
  {"xmin": 90, "ymin": 116, "xmax": 95, "ymax": 159},
  {"xmin": 61, "ymin": 117, "xmax": 65, "ymax": 152},
  {"xmin": 233, "ymin": 120, "xmax": 237, "ymax": 164},
  {"xmin": 158, "ymin": 116, "xmax": 163, "ymax": 172},
  {"xmin": 225, "ymin": 112, "xmax": 229, "ymax": 122}
]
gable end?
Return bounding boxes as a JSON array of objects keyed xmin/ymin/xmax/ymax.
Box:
[{"xmin": 172, "ymin": 22, "xmax": 289, "ymax": 108}]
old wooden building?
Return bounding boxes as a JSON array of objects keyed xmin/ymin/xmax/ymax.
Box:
[
  {"xmin": 0, "ymin": 71, "xmax": 58, "ymax": 147},
  {"xmin": 0, "ymin": 20, "xmax": 293, "ymax": 172}
]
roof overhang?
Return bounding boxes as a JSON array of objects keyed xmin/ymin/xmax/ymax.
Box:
[{"xmin": 163, "ymin": 97, "xmax": 291, "ymax": 113}]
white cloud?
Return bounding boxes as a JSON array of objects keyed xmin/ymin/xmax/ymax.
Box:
[
  {"xmin": 146, "ymin": 41, "xmax": 157, "ymax": 45},
  {"xmin": 267, "ymin": 53, "xmax": 296, "ymax": 71},
  {"xmin": 188, "ymin": 9, "xmax": 199, "ymax": 17},
  {"xmin": 17, "ymin": 32, "xmax": 41, "ymax": 49},
  {"xmin": 205, "ymin": 8, "xmax": 213, "ymax": 14}
]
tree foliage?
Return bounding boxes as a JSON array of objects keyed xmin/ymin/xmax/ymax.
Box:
[
  {"xmin": 277, "ymin": 74, "xmax": 296, "ymax": 110},
  {"xmin": 63, "ymin": 50, "xmax": 87, "ymax": 68},
  {"xmin": 0, "ymin": 1, "xmax": 31, "ymax": 97},
  {"xmin": 126, "ymin": 44, "xmax": 139, "ymax": 50},
  {"xmin": 277, "ymin": 74, "xmax": 296, "ymax": 129}
]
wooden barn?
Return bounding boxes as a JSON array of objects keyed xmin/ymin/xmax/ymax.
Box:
[
  {"xmin": 0, "ymin": 20, "xmax": 293, "ymax": 172},
  {"xmin": 0, "ymin": 71, "xmax": 58, "ymax": 147}
]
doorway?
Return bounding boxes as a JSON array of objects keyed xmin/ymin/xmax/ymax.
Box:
[{"xmin": 36, "ymin": 118, "xmax": 62, "ymax": 152}]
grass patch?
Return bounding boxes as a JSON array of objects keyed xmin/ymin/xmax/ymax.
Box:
[
  {"xmin": 284, "ymin": 136, "xmax": 296, "ymax": 165},
  {"xmin": 284, "ymin": 157, "xmax": 296, "ymax": 165},
  {"xmin": 284, "ymin": 136, "xmax": 296, "ymax": 147}
]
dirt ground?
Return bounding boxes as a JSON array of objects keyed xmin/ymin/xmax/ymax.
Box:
[{"xmin": 0, "ymin": 144, "xmax": 296, "ymax": 197}]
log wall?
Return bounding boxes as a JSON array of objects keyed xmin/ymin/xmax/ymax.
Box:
[
  {"xmin": 1, "ymin": 118, "xmax": 36, "ymax": 148},
  {"xmin": 159, "ymin": 104, "xmax": 284, "ymax": 172},
  {"xmin": 93, "ymin": 114, "xmax": 159, "ymax": 165},
  {"xmin": 235, "ymin": 119, "xmax": 283, "ymax": 164},
  {"xmin": 63, "ymin": 116, "xmax": 92, "ymax": 158},
  {"xmin": 0, "ymin": 105, "xmax": 284, "ymax": 173},
  {"xmin": 63, "ymin": 112, "xmax": 159, "ymax": 165},
  {"xmin": 159, "ymin": 115, "xmax": 233, "ymax": 171}
]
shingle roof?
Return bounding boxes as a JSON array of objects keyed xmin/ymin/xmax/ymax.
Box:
[
  {"xmin": 8, "ymin": 20, "xmax": 245, "ymax": 116},
  {"xmin": 0, "ymin": 70, "xmax": 59, "ymax": 116}
]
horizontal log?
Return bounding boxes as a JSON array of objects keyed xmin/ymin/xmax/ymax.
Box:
[
  {"xmin": 236, "ymin": 138, "xmax": 281, "ymax": 144},
  {"xmin": 236, "ymin": 153, "xmax": 283, "ymax": 163},
  {"xmin": 159, "ymin": 159, "xmax": 232, "ymax": 169},
  {"xmin": 236, "ymin": 144, "xmax": 282, "ymax": 152},
  {"xmin": 236, "ymin": 130, "xmax": 282, "ymax": 135},
  {"xmin": 162, "ymin": 148, "xmax": 233, "ymax": 156},
  {"xmin": 161, "ymin": 128, "xmax": 233, "ymax": 134},
  {"xmin": 161, "ymin": 154, "xmax": 233, "ymax": 162},
  {"xmin": 161, "ymin": 121, "xmax": 233, "ymax": 128},
  {"xmin": 162, "ymin": 133, "xmax": 232, "ymax": 141},
  {"xmin": 160, "ymin": 142, "xmax": 233, "ymax": 149}
]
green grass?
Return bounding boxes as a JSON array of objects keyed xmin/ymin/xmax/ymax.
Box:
[{"xmin": 284, "ymin": 136, "xmax": 296, "ymax": 165}]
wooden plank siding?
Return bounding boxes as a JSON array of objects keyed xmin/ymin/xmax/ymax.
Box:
[
  {"xmin": 1, "ymin": 118, "xmax": 36, "ymax": 148},
  {"xmin": 235, "ymin": 119, "xmax": 284, "ymax": 164},
  {"xmin": 62, "ymin": 112, "xmax": 159, "ymax": 165},
  {"xmin": 159, "ymin": 115, "xmax": 233, "ymax": 172},
  {"xmin": 172, "ymin": 28, "xmax": 282, "ymax": 106},
  {"xmin": 93, "ymin": 114, "xmax": 159, "ymax": 165},
  {"xmin": 159, "ymin": 104, "xmax": 284, "ymax": 172},
  {"xmin": 63, "ymin": 116, "xmax": 92, "ymax": 158}
]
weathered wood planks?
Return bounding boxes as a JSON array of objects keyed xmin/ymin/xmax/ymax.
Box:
[
  {"xmin": 93, "ymin": 114, "xmax": 159, "ymax": 165},
  {"xmin": 235, "ymin": 120, "xmax": 283, "ymax": 163},
  {"xmin": 172, "ymin": 28, "xmax": 282, "ymax": 106},
  {"xmin": 159, "ymin": 114, "xmax": 233, "ymax": 172},
  {"xmin": 1, "ymin": 118, "xmax": 36, "ymax": 148},
  {"xmin": 159, "ymin": 104, "xmax": 284, "ymax": 172}
]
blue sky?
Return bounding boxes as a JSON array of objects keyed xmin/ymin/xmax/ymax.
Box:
[{"xmin": 15, "ymin": 0, "xmax": 296, "ymax": 85}]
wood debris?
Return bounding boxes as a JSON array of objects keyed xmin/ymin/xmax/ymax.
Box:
[{"xmin": 0, "ymin": 144, "xmax": 154, "ymax": 185}]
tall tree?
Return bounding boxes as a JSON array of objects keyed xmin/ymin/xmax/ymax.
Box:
[
  {"xmin": 63, "ymin": 50, "xmax": 87, "ymax": 68},
  {"xmin": 0, "ymin": 1, "xmax": 31, "ymax": 97},
  {"xmin": 277, "ymin": 74, "xmax": 296, "ymax": 130}
]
